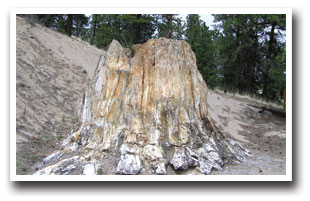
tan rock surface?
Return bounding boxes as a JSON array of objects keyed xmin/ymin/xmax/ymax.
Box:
[{"xmin": 34, "ymin": 38, "xmax": 250, "ymax": 175}]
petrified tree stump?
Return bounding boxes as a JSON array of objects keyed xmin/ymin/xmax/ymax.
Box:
[{"xmin": 35, "ymin": 38, "xmax": 250, "ymax": 175}]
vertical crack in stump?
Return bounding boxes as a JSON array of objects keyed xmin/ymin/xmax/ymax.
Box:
[{"xmin": 141, "ymin": 55, "xmax": 145, "ymax": 118}]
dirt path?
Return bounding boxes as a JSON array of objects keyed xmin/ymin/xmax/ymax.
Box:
[{"xmin": 208, "ymin": 90, "xmax": 286, "ymax": 175}]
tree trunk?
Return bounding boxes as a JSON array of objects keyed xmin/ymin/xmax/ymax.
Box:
[
  {"xmin": 134, "ymin": 14, "xmax": 142, "ymax": 44},
  {"xmin": 76, "ymin": 22, "xmax": 80, "ymax": 37},
  {"xmin": 67, "ymin": 14, "xmax": 73, "ymax": 37},
  {"xmin": 92, "ymin": 15, "xmax": 98, "ymax": 45},
  {"xmin": 262, "ymin": 22, "xmax": 275, "ymax": 101},
  {"xmin": 167, "ymin": 14, "xmax": 173, "ymax": 39},
  {"xmin": 283, "ymin": 88, "xmax": 286, "ymax": 110}
]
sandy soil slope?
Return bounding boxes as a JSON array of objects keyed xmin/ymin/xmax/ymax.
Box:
[
  {"xmin": 16, "ymin": 16, "xmax": 103, "ymax": 174},
  {"xmin": 208, "ymin": 90, "xmax": 286, "ymax": 175}
]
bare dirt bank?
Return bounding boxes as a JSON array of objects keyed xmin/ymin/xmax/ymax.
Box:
[
  {"xmin": 16, "ymin": 16, "xmax": 103, "ymax": 174},
  {"xmin": 208, "ymin": 90, "xmax": 286, "ymax": 175}
]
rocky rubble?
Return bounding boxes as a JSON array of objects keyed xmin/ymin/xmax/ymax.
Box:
[{"xmin": 34, "ymin": 38, "xmax": 250, "ymax": 175}]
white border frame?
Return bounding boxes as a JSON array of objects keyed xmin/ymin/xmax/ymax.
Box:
[{"xmin": 10, "ymin": 7, "xmax": 292, "ymax": 181}]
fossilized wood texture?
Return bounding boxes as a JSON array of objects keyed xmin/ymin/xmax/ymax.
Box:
[{"xmin": 35, "ymin": 38, "xmax": 250, "ymax": 175}]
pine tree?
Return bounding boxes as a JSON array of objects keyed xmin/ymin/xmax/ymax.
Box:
[
  {"xmin": 73, "ymin": 15, "xmax": 89, "ymax": 37},
  {"xmin": 261, "ymin": 14, "xmax": 286, "ymax": 101},
  {"xmin": 185, "ymin": 14, "xmax": 216, "ymax": 88},
  {"xmin": 213, "ymin": 14, "xmax": 286, "ymax": 101},
  {"xmin": 66, "ymin": 14, "xmax": 73, "ymax": 37},
  {"xmin": 156, "ymin": 14, "xmax": 184, "ymax": 39}
]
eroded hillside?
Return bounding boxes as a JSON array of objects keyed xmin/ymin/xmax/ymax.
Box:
[{"xmin": 16, "ymin": 16, "xmax": 103, "ymax": 174}]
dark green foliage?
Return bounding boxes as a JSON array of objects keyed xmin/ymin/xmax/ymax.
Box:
[
  {"xmin": 155, "ymin": 14, "xmax": 185, "ymax": 39},
  {"xmin": 72, "ymin": 14, "xmax": 89, "ymax": 37},
  {"xmin": 185, "ymin": 15, "xmax": 217, "ymax": 89},
  {"xmin": 213, "ymin": 14, "xmax": 286, "ymax": 102},
  {"xmin": 88, "ymin": 14, "xmax": 156, "ymax": 49}
]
